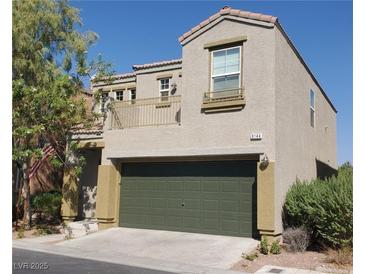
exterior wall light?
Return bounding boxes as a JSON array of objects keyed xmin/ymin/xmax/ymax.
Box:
[{"xmin": 259, "ymin": 153, "xmax": 269, "ymax": 170}]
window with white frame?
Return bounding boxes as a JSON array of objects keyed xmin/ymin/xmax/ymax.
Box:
[
  {"xmin": 115, "ymin": 90, "xmax": 123, "ymax": 101},
  {"xmin": 211, "ymin": 46, "xmax": 241, "ymax": 92},
  {"xmin": 159, "ymin": 78, "xmax": 170, "ymax": 101},
  {"xmin": 310, "ymin": 89, "xmax": 315, "ymax": 127}
]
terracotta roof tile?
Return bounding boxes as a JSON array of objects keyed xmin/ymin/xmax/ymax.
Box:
[
  {"xmin": 230, "ymin": 9, "xmax": 240, "ymax": 16},
  {"xmin": 179, "ymin": 6, "xmax": 278, "ymax": 44},
  {"xmin": 132, "ymin": 59, "xmax": 182, "ymax": 71},
  {"xmin": 113, "ymin": 72, "xmax": 136, "ymax": 80},
  {"xmin": 209, "ymin": 12, "xmax": 220, "ymax": 22},
  {"xmin": 199, "ymin": 19, "xmax": 210, "ymax": 28}
]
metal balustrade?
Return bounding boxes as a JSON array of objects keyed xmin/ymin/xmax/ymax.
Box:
[{"xmin": 110, "ymin": 95, "xmax": 181, "ymax": 129}]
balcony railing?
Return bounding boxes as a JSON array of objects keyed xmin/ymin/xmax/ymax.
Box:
[
  {"xmin": 202, "ymin": 88, "xmax": 245, "ymax": 112},
  {"xmin": 109, "ymin": 95, "xmax": 181, "ymax": 129}
]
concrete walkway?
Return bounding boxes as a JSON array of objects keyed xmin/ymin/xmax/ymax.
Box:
[
  {"xmin": 13, "ymin": 227, "xmax": 257, "ymax": 274},
  {"xmin": 55, "ymin": 227, "xmax": 258, "ymax": 269}
]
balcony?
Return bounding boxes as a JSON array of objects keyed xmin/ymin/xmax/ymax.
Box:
[
  {"xmin": 110, "ymin": 95, "xmax": 181, "ymax": 129},
  {"xmin": 201, "ymin": 88, "xmax": 245, "ymax": 113}
]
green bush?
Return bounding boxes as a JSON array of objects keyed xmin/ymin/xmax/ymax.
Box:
[
  {"xmin": 270, "ymin": 240, "xmax": 281, "ymax": 254},
  {"xmin": 31, "ymin": 191, "xmax": 62, "ymax": 221},
  {"xmin": 242, "ymin": 251, "xmax": 258, "ymax": 261},
  {"xmin": 259, "ymin": 236, "xmax": 269, "ymax": 255},
  {"xmin": 283, "ymin": 163, "xmax": 352, "ymax": 248}
]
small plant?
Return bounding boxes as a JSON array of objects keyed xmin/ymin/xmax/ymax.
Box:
[
  {"xmin": 270, "ymin": 240, "xmax": 281, "ymax": 254},
  {"xmin": 34, "ymin": 224, "xmax": 59, "ymax": 236},
  {"xmin": 17, "ymin": 227, "xmax": 25, "ymax": 239},
  {"xmin": 242, "ymin": 251, "xmax": 258, "ymax": 261},
  {"xmin": 283, "ymin": 226, "xmax": 310, "ymax": 252},
  {"xmin": 259, "ymin": 236, "xmax": 269, "ymax": 255}
]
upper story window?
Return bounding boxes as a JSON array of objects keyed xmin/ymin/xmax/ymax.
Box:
[
  {"xmin": 100, "ymin": 91, "xmax": 109, "ymax": 112},
  {"xmin": 310, "ymin": 89, "xmax": 315, "ymax": 127},
  {"xmin": 211, "ymin": 46, "xmax": 241, "ymax": 92},
  {"xmin": 129, "ymin": 89, "xmax": 136, "ymax": 100},
  {"xmin": 159, "ymin": 78, "xmax": 170, "ymax": 101},
  {"xmin": 115, "ymin": 90, "xmax": 124, "ymax": 101}
]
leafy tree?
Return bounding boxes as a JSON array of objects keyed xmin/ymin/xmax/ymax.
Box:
[{"xmin": 12, "ymin": 0, "xmax": 113, "ymax": 228}]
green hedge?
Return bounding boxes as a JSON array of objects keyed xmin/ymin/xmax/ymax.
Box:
[
  {"xmin": 283, "ymin": 163, "xmax": 353, "ymax": 248},
  {"xmin": 31, "ymin": 191, "xmax": 62, "ymax": 221}
]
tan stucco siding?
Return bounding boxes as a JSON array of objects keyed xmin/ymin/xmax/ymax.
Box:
[
  {"xmin": 135, "ymin": 69, "xmax": 182, "ymax": 99},
  {"xmin": 102, "ymin": 19, "xmax": 276, "ymax": 162},
  {"xmin": 274, "ymin": 27, "xmax": 337, "ymax": 232}
]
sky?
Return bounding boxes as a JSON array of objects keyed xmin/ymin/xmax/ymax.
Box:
[{"xmin": 71, "ymin": 0, "xmax": 353, "ymax": 165}]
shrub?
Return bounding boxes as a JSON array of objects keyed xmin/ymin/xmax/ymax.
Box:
[
  {"xmin": 283, "ymin": 226, "xmax": 310, "ymax": 252},
  {"xmin": 325, "ymin": 247, "xmax": 353, "ymax": 266},
  {"xmin": 283, "ymin": 163, "xmax": 352, "ymax": 248},
  {"xmin": 31, "ymin": 191, "xmax": 62, "ymax": 222},
  {"xmin": 259, "ymin": 236, "xmax": 269, "ymax": 255},
  {"xmin": 34, "ymin": 224, "xmax": 60, "ymax": 236},
  {"xmin": 242, "ymin": 252, "xmax": 258, "ymax": 261},
  {"xmin": 270, "ymin": 240, "xmax": 281, "ymax": 254}
]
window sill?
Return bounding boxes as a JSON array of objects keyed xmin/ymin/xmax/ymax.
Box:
[{"xmin": 201, "ymin": 99, "xmax": 245, "ymax": 113}]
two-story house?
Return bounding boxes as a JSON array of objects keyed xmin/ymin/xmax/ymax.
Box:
[{"xmin": 61, "ymin": 6, "xmax": 337, "ymax": 241}]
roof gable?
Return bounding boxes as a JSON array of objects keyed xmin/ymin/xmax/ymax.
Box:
[{"xmin": 178, "ymin": 6, "xmax": 277, "ymax": 44}]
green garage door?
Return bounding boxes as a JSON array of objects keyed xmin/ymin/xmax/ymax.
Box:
[{"xmin": 119, "ymin": 161, "xmax": 257, "ymax": 237}]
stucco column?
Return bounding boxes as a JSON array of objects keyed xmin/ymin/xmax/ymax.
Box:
[
  {"xmin": 61, "ymin": 167, "xmax": 79, "ymax": 223},
  {"xmin": 257, "ymin": 161, "xmax": 279, "ymax": 242},
  {"xmin": 95, "ymin": 163, "xmax": 120, "ymax": 230}
]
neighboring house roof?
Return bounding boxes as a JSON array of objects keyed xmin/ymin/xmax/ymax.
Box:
[
  {"xmin": 179, "ymin": 6, "xmax": 277, "ymax": 43},
  {"xmin": 112, "ymin": 72, "xmax": 136, "ymax": 80},
  {"xmin": 132, "ymin": 59, "xmax": 182, "ymax": 71}
]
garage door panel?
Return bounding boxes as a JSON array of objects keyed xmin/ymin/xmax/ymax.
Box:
[
  {"xmin": 184, "ymin": 199, "xmax": 201, "ymax": 209},
  {"xmin": 167, "ymin": 198, "xmax": 184, "ymax": 208},
  {"xmin": 221, "ymin": 181, "xmax": 242, "ymax": 192},
  {"xmin": 123, "ymin": 190, "xmax": 182, "ymax": 198},
  {"xmin": 150, "ymin": 215, "xmax": 165, "ymax": 225},
  {"xmin": 184, "ymin": 181, "xmax": 201, "ymax": 191},
  {"xmin": 221, "ymin": 200, "xmax": 240, "ymax": 211},
  {"xmin": 120, "ymin": 161, "xmax": 257, "ymax": 237},
  {"xmin": 201, "ymin": 181, "xmax": 219, "ymax": 192},
  {"xmin": 221, "ymin": 219, "xmax": 240, "ymax": 233},
  {"xmin": 150, "ymin": 198, "xmax": 167, "ymax": 209},
  {"xmin": 202, "ymin": 200, "xmax": 219, "ymax": 211},
  {"xmin": 165, "ymin": 215, "xmax": 182, "ymax": 227},
  {"xmin": 201, "ymin": 218, "xmax": 219, "ymax": 230},
  {"xmin": 183, "ymin": 216, "xmax": 201, "ymax": 229},
  {"xmin": 123, "ymin": 213, "xmax": 146, "ymax": 225},
  {"xmin": 169, "ymin": 181, "xmax": 185, "ymax": 191}
]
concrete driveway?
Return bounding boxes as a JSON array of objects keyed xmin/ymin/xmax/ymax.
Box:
[{"xmin": 56, "ymin": 227, "xmax": 258, "ymax": 270}]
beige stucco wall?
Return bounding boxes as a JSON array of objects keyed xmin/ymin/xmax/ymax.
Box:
[
  {"xmin": 273, "ymin": 27, "xmax": 337, "ymax": 232},
  {"xmin": 135, "ymin": 68, "xmax": 182, "ymax": 99},
  {"xmin": 101, "ymin": 18, "xmax": 276, "ymax": 164}
]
